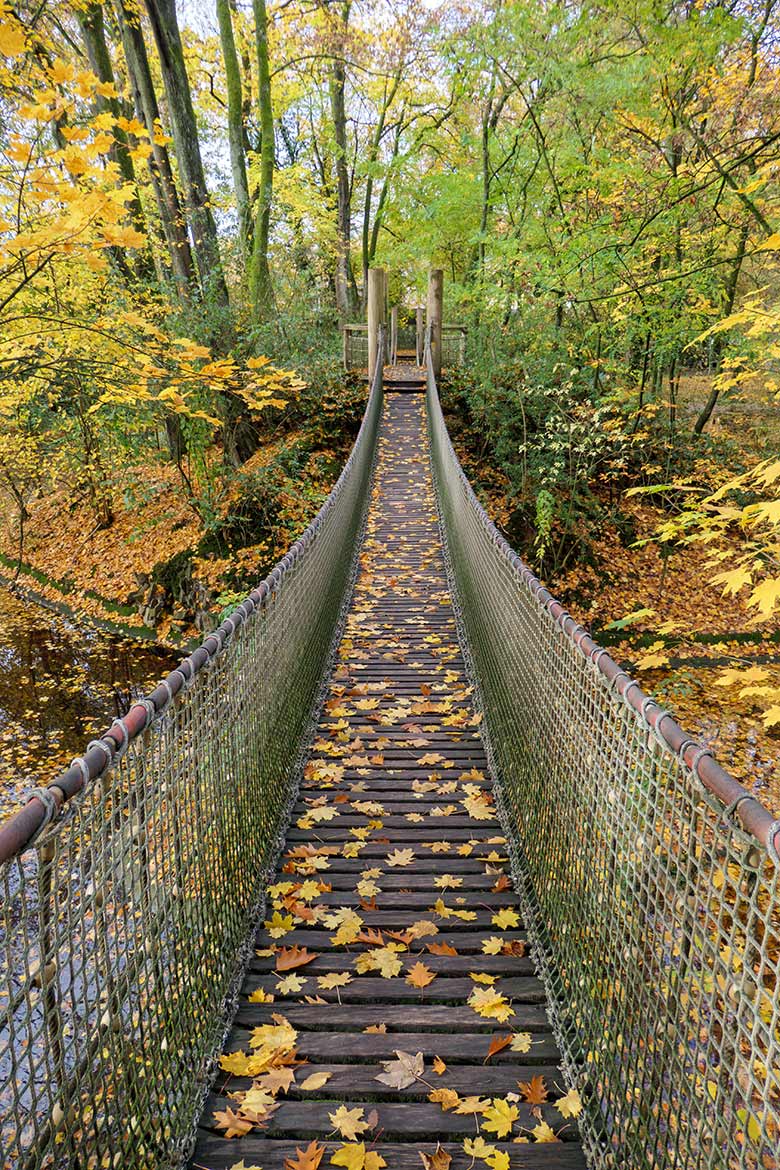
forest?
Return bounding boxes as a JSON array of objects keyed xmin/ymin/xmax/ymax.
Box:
[{"xmin": 0, "ymin": 0, "xmax": 779, "ymax": 811}]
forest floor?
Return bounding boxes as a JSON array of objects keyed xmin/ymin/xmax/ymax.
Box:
[
  {"xmin": 0, "ymin": 426, "xmax": 354, "ymax": 648},
  {"xmin": 451, "ymin": 373, "xmax": 780, "ymax": 817}
]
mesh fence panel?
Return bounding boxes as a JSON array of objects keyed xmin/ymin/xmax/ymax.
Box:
[
  {"xmin": 344, "ymin": 325, "xmax": 369, "ymax": 370},
  {"xmin": 0, "ymin": 352, "xmax": 384, "ymax": 1170},
  {"xmin": 426, "ymin": 357, "xmax": 780, "ymax": 1170}
]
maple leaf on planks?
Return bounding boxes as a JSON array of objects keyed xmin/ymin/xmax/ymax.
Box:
[
  {"xmin": 213, "ymin": 1107, "xmax": 252, "ymax": 1138},
  {"xmin": 429, "ymin": 1087, "xmax": 461, "ymax": 1111},
  {"xmin": 386, "ymin": 848, "xmax": 415, "ymax": 867},
  {"xmin": 529, "ymin": 1120, "xmax": 560, "ymax": 1143},
  {"xmin": 375, "ymin": 1050, "xmax": 424, "ymax": 1089},
  {"xmin": 284, "ymin": 1140, "xmax": 326, "ymax": 1170},
  {"xmin": 317, "ymin": 972, "xmax": 353, "ymax": 990},
  {"xmin": 467, "ymin": 986, "xmax": 514, "ymax": 1023},
  {"xmin": 248, "ymin": 987, "xmax": 274, "ymax": 1003},
  {"xmin": 491, "ymin": 908, "xmax": 520, "ymax": 930},
  {"xmin": 328, "ymin": 1105, "xmax": 372, "ymax": 1141},
  {"xmin": 428, "ymin": 941, "xmax": 458, "ymax": 956},
  {"xmin": 433, "ymin": 1055, "xmax": 447, "ymax": 1075},
  {"xmin": 518, "ymin": 1074, "xmax": 549, "ymax": 1104},
  {"xmin": 480, "ymin": 1098, "xmax": 519, "ymax": 1139},
  {"xmin": 462, "ymin": 1136, "xmax": 507, "ymax": 1170},
  {"xmin": 249, "ymin": 1015, "xmax": 298, "ymax": 1057},
  {"xmin": 364, "ymin": 1023, "xmax": 387, "ymax": 1033},
  {"xmin": 511, "ymin": 1032, "xmax": 533, "ymax": 1053},
  {"xmin": 556, "ymin": 1087, "xmax": 583, "ymax": 1118},
  {"xmin": 229, "ymin": 1161, "xmax": 263, "ymax": 1170},
  {"xmin": 276, "ymin": 974, "xmax": 308, "ymax": 995},
  {"xmin": 406, "ymin": 962, "xmax": 436, "ymax": 989},
  {"xmin": 455, "ymin": 1096, "xmax": 490, "ymax": 1116},
  {"xmin": 419, "ymin": 1144, "xmax": 452, "ymax": 1170},
  {"xmin": 331, "ymin": 1143, "xmax": 387, "ymax": 1170},
  {"xmin": 241, "ymin": 1086, "xmax": 277, "ymax": 1114},
  {"xmin": 406, "ymin": 919, "xmax": 439, "ymax": 940},
  {"xmin": 276, "ymin": 945, "xmax": 320, "ymax": 971},
  {"xmin": 484, "ymin": 1034, "xmax": 513, "ymax": 1062},
  {"xmin": 257, "ymin": 1067, "xmax": 297, "ymax": 1094}
]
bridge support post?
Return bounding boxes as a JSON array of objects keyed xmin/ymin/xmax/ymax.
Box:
[
  {"xmin": 415, "ymin": 306, "xmax": 424, "ymax": 366},
  {"xmin": 427, "ymin": 268, "xmax": 443, "ymax": 379},
  {"xmin": 390, "ymin": 305, "xmax": 398, "ymax": 365},
  {"xmin": 367, "ymin": 267, "xmax": 385, "ymax": 378}
]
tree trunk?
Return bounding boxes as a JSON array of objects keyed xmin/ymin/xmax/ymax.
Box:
[
  {"xmin": 115, "ymin": 0, "xmax": 195, "ymax": 300},
  {"xmin": 693, "ymin": 221, "xmax": 750, "ymax": 435},
  {"xmin": 144, "ymin": 0, "xmax": 232, "ymax": 329},
  {"xmin": 360, "ymin": 72, "xmax": 401, "ymax": 306},
  {"xmin": 78, "ymin": 3, "xmax": 150, "ymax": 279},
  {"xmin": 249, "ymin": 0, "xmax": 274, "ymax": 322},
  {"xmin": 217, "ymin": 0, "xmax": 252, "ymax": 264},
  {"xmin": 329, "ymin": 2, "xmax": 357, "ymax": 319}
]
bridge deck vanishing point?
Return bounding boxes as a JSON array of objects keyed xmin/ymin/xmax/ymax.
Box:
[{"xmin": 191, "ymin": 396, "xmax": 587, "ymax": 1170}]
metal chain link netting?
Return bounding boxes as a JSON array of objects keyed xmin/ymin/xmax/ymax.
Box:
[
  {"xmin": 425, "ymin": 354, "xmax": 780, "ymax": 1170},
  {"xmin": 0, "ymin": 350, "xmax": 384, "ymax": 1170}
]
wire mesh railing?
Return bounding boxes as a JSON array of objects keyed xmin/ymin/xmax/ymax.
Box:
[
  {"xmin": 425, "ymin": 345, "xmax": 780, "ymax": 1170},
  {"xmin": 0, "ymin": 334, "xmax": 385, "ymax": 1170},
  {"xmin": 441, "ymin": 324, "xmax": 467, "ymax": 367},
  {"xmin": 343, "ymin": 323, "xmax": 369, "ymax": 371}
]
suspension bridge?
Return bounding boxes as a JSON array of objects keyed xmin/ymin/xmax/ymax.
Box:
[{"xmin": 1, "ymin": 269, "xmax": 778, "ymax": 1170}]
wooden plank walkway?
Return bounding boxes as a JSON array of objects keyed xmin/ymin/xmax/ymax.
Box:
[{"xmin": 191, "ymin": 396, "xmax": 587, "ymax": 1170}]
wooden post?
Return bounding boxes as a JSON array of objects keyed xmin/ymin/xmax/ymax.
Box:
[
  {"xmin": 390, "ymin": 306, "xmax": 398, "ymax": 366},
  {"xmin": 427, "ymin": 268, "xmax": 443, "ymax": 379},
  {"xmin": 367, "ymin": 267, "xmax": 385, "ymax": 378},
  {"xmin": 415, "ymin": 306, "xmax": 424, "ymax": 366}
]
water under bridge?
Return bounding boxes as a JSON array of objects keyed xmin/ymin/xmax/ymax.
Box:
[{"xmin": 1, "ymin": 280, "xmax": 778, "ymax": 1170}]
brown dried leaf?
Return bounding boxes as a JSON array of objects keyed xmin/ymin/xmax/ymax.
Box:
[
  {"xmin": 484, "ymin": 1034, "xmax": 513, "ymax": 1063},
  {"xmin": 427, "ymin": 941, "xmax": 458, "ymax": 956},
  {"xmin": 276, "ymin": 945, "xmax": 319, "ymax": 971},
  {"xmin": 419, "ymin": 1145, "xmax": 452, "ymax": 1170},
  {"xmin": 406, "ymin": 962, "xmax": 436, "ymax": 989},
  {"xmin": 213, "ymin": 1107, "xmax": 252, "ymax": 1138},
  {"xmin": 518, "ymin": 1074, "xmax": 549, "ymax": 1104},
  {"xmin": 284, "ymin": 1139, "xmax": 326, "ymax": 1170}
]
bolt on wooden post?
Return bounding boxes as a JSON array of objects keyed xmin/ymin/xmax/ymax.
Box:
[
  {"xmin": 427, "ymin": 267, "xmax": 443, "ymax": 379},
  {"xmin": 367, "ymin": 266, "xmax": 386, "ymax": 378}
]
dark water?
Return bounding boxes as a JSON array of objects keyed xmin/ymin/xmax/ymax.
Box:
[{"xmin": 0, "ymin": 588, "xmax": 176, "ymax": 822}]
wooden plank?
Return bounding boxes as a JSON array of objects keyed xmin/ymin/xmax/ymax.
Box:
[
  {"xmin": 249, "ymin": 954, "xmax": 533, "ymax": 976},
  {"xmin": 208, "ymin": 1062, "xmax": 564, "ymax": 1098},
  {"xmin": 191, "ymin": 1137, "xmax": 589, "ymax": 1170},
  {"xmin": 200, "ymin": 1098, "xmax": 579, "ymax": 1141},
  {"xmin": 223, "ymin": 1030, "xmax": 562, "ymax": 1064},
  {"xmin": 232, "ymin": 1005, "xmax": 552, "ymax": 1034},
  {"xmin": 240, "ymin": 975, "xmax": 545, "ymax": 1005}
]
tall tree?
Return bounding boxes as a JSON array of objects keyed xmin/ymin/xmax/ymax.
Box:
[
  {"xmin": 217, "ymin": 0, "xmax": 252, "ymax": 264},
  {"xmin": 114, "ymin": 0, "xmax": 195, "ymax": 300},
  {"xmin": 78, "ymin": 2, "xmax": 149, "ymax": 278},
  {"xmin": 144, "ymin": 0, "xmax": 231, "ymax": 326},
  {"xmin": 249, "ymin": 0, "xmax": 274, "ymax": 321},
  {"xmin": 327, "ymin": 1, "xmax": 357, "ymax": 319}
]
